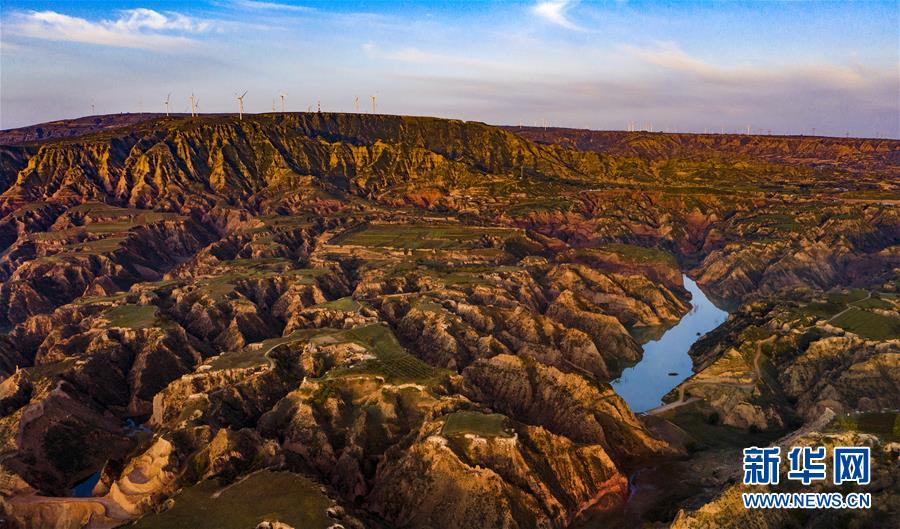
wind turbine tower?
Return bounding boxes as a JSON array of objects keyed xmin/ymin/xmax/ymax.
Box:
[
  {"xmin": 371, "ymin": 95, "xmax": 377, "ymax": 114},
  {"xmin": 237, "ymin": 91, "xmax": 248, "ymax": 120},
  {"xmin": 190, "ymin": 93, "xmax": 197, "ymax": 117},
  {"xmin": 91, "ymin": 100, "xmax": 96, "ymax": 115},
  {"xmin": 165, "ymin": 93, "xmax": 171, "ymax": 117},
  {"xmin": 279, "ymin": 92, "xmax": 287, "ymax": 112},
  {"xmin": 355, "ymin": 96, "xmax": 359, "ymax": 112}
]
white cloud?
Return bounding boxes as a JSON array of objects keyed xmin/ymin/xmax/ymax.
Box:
[
  {"xmin": 10, "ymin": 9, "xmax": 213, "ymax": 51},
  {"xmin": 532, "ymin": 1, "xmax": 584, "ymax": 31}
]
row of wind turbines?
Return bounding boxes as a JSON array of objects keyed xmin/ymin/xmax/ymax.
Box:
[{"xmin": 156, "ymin": 92, "xmax": 378, "ymax": 120}]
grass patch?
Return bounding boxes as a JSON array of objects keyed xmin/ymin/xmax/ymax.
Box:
[
  {"xmin": 209, "ymin": 324, "xmax": 439, "ymax": 383},
  {"xmin": 593, "ymin": 243, "xmax": 678, "ymax": 266},
  {"xmin": 27, "ymin": 358, "xmax": 77, "ymax": 380},
  {"xmin": 311, "ymin": 297, "xmax": 361, "ymax": 311},
  {"xmin": 659, "ymin": 400, "xmax": 784, "ymax": 449},
  {"xmin": 801, "ymin": 289, "xmax": 873, "ymax": 319},
  {"xmin": 84, "ymin": 221, "xmax": 137, "ymax": 235},
  {"xmin": 102, "ymin": 305, "xmax": 158, "ymax": 329},
  {"xmin": 826, "ymin": 289, "xmax": 869, "ymax": 305},
  {"xmin": 330, "ymin": 223, "xmax": 517, "ymax": 250},
  {"xmin": 129, "ymin": 471, "xmax": 332, "ymax": 529},
  {"xmin": 830, "ymin": 308, "xmax": 900, "ymax": 340},
  {"xmin": 832, "ymin": 412, "xmax": 899, "ymax": 441},
  {"xmin": 207, "ymin": 330, "xmax": 323, "ymax": 371},
  {"xmin": 340, "ymin": 324, "xmax": 438, "ymax": 383},
  {"xmin": 73, "ymin": 236, "xmax": 128, "ymax": 253},
  {"xmin": 442, "ymin": 411, "xmax": 513, "ymax": 438},
  {"xmin": 851, "ymin": 295, "xmax": 895, "ymax": 310}
]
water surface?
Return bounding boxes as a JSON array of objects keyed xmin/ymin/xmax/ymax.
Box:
[
  {"xmin": 611, "ymin": 275, "xmax": 727, "ymax": 412},
  {"xmin": 71, "ymin": 471, "xmax": 101, "ymax": 497}
]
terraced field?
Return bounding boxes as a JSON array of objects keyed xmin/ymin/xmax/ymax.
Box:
[
  {"xmin": 442, "ymin": 411, "xmax": 513, "ymax": 438},
  {"xmin": 330, "ymin": 223, "xmax": 519, "ymax": 250},
  {"xmin": 341, "ymin": 324, "xmax": 438, "ymax": 382},
  {"xmin": 101, "ymin": 305, "xmax": 158, "ymax": 329},
  {"xmin": 830, "ymin": 308, "xmax": 900, "ymax": 340}
]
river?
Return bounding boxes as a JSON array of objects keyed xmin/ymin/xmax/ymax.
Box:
[{"xmin": 611, "ymin": 275, "xmax": 727, "ymax": 413}]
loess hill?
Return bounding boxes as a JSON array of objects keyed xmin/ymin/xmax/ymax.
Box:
[{"xmin": 0, "ymin": 113, "xmax": 897, "ymax": 529}]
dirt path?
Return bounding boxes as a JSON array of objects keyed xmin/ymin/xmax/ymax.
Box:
[
  {"xmin": 827, "ymin": 291, "xmax": 871, "ymax": 323},
  {"xmin": 646, "ymin": 349, "xmax": 763, "ymax": 416}
]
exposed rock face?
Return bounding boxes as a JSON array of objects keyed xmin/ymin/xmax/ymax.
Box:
[
  {"xmin": 506, "ymin": 126, "xmax": 900, "ymax": 174},
  {"xmin": 3, "ymin": 380, "xmax": 132, "ymax": 494},
  {"xmin": 665, "ymin": 289, "xmax": 900, "ymax": 430},
  {"xmin": 669, "ymin": 412, "xmax": 899, "ymax": 529},
  {"xmin": 460, "ymin": 355, "xmax": 669, "ymax": 460},
  {"xmin": 0, "ymin": 113, "xmax": 896, "ymax": 529},
  {"xmin": 367, "ymin": 420, "xmax": 627, "ymax": 529}
]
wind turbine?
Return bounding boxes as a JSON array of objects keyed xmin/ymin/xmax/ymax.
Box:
[
  {"xmin": 236, "ymin": 91, "xmax": 247, "ymax": 120},
  {"xmin": 354, "ymin": 96, "xmax": 359, "ymax": 112},
  {"xmin": 189, "ymin": 93, "xmax": 197, "ymax": 117},
  {"xmin": 164, "ymin": 93, "xmax": 171, "ymax": 117},
  {"xmin": 91, "ymin": 99, "xmax": 96, "ymax": 115},
  {"xmin": 279, "ymin": 92, "xmax": 287, "ymax": 112},
  {"xmin": 371, "ymin": 95, "xmax": 377, "ymax": 113},
  {"xmin": 317, "ymin": 100, "xmax": 321, "ymax": 112}
]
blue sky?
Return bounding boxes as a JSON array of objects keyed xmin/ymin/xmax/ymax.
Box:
[{"xmin": 1, "ymin": 1, "xmax": 897, "ymax": 137}]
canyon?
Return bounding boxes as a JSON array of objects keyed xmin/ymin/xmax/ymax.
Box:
[{"xmin": 0, "ymin": 113, "xmax": 896, "ymax": 528}]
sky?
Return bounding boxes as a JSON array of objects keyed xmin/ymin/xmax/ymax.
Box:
[{"xmin": 1, "ymin": 0, "xmax": 898, "ymax": 137}]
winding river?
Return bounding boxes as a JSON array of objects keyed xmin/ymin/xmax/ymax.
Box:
[{"xmin": 611, "ymin": 275, "xmax": 727, "ymax": 413}]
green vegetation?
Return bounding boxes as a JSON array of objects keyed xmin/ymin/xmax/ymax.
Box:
[
  {"xmin": 503, "ymin": 196, "xmax": 573, "ymax": 216},
  {"xmin": 826, "ymin": 289, "xmax": 870, "ymax": 305},
  {"xmin": 129, "ymin": 471, "xmax": 332, "ymax": 529},
  {"xmin": 660, "ymin": 400, "xmax": 784, "ymax": 449},
  {"xmin": 801, "ymin": 288, "xmax": 875, "ymax": 318},
  {"xmin": 207, "ymin": 330, "xmax": 322, "ymax": 371},
  {"xmin": 341, "ymin": 324, "xmax": 438, "ymax": 382},
  {"xmin": 851, "ymin": 295, "xmax": 895, "ymax": 310},
  {"xmin": 195, "ymin": 267, "xmax": 326, "ymax": 302},
  {"xmin": 331, "ymin": 223, "xmax": 517, "ymax": 250},
  {"xmin": 594, "ymin": 243, "xmax": 678, "ymax": 266},
  {"xmin": 26, "ymin": 358, "xmax": 77, "ymax": 380},
  {"xmin": 830, "ymin": 307, "xmax": 900, "ymax": 340},
  {"xmin": 84, "ymin": 221, "xmax": 139, "ymax": 234},
  {"xmin": 832, "ymin": 412, "xmax": 899, "ymax": 441},
  {"xmin": 442, "ymin": 411, "xmax": 513, "ymax": 438},
  {"xmin": 209, "ymin": 324, "xmax": 437, "ymax": 383},
  {"xmin": 74, "ymin": 236, "xmax": 128, "ymax": 253},
  {"xmin": 311, "ymin": 297, "xmax": 361, "ymax": 311},
  {"xmin": 102, "ymin": 304, "xmax": 158, "ymax": 329}
]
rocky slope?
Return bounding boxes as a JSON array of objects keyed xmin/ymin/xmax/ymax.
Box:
[
  {"xmin": 661, "ymin": 284, "xmax": 900, "ymax": 431},
  {"xmin": 0, "ymin": 113, "xmax": 896, "ymax": 529}
]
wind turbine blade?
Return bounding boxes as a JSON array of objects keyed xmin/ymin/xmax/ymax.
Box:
[{"xmin": 241, "ymin": 91, "xmax": 248, "ymax": 98}]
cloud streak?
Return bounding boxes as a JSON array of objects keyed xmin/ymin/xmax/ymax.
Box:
[
  {"xmin": 620, "ymin": 41, "xmax": 873, "ymax": 90},
  {"xmin": 230, "ymin": 1, "xmax": 314, "ymax": 12},
  {"xmin": 532, "ymin": 1, "xmax": 584, "ymax": 31},
  {"xmin": 8, "ymin": 8, "xmax": 213, "ymax": 51}
]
